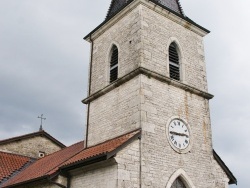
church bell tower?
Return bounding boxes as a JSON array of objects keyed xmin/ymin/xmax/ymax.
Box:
[{"xmin": 82, "ymin": 0, "xmax": 237, "ymax": 187}]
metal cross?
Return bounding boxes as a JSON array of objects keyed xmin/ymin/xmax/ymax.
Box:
[{"xmin": 38, "ymin": 114, "xmax": 46, "ymax": 131}]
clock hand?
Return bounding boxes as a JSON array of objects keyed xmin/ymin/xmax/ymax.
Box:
[{"xmin": 170, "ymin": 131, "xmax": 189, "ymax": 138}]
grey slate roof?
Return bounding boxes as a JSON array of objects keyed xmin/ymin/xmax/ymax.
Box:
[{"xmin": 106, "ymin": 0, "xmax": 184, "ymax": 19}]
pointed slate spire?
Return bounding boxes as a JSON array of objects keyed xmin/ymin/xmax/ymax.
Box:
[{"xmin": 106, "ymin": 0, "xmax": 185, "ymax": 19}]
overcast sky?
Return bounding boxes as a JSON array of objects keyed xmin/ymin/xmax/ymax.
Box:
[{"xmin": 0, "ymin": 0, "xmax": 248, "ymax": 187}]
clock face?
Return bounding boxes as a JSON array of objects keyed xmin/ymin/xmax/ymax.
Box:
[{"xmin": 168, "ymin": 119, "xmax": 190, "ymax": 150}]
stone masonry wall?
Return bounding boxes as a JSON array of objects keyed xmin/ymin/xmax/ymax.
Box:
[
  {"xmin": 88, "ymin": 76, "xmax": 141, "ymax": 147},
  {"xmin": 90, "ymin": 5, "xmax": 142, "ymax": 94},
  {"xmin": 140, "ymin": 5, "xmax": 208, "ymax": 92},
  {"xmin": 86, "ymin": 2, "xmax": 229, "ymax": 187},
  {"xmin": 70, "ymin": 159, "xmax": 117, "ymax": 188},
  {"xmin": 115, "ymin": 139, "xmax": 140, "ymax": 188},
  {"xmin": 70, "ymin": 140, "xmax": 140, "ymax": 188},
  {"xmin": 140, "ymin": 75, "xmax": 228, "ymax": 188},
  {"xmin": 0, "ymin": 136, "xmax": 62, "ymax": 158}
]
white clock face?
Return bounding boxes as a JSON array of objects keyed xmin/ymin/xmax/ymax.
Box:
[{"xmin": 168, "ymin": 119, "xmax": 190, "ymax": 150}]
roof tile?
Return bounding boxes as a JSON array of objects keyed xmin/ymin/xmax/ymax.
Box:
[
  {"xmin": 3, "ymin": 141, "xmax": 84, "ymax": 187},
  {"xmin": 62, "ymin": 129, "xmax": 141, "ymax": 168},
  {"xmin": 0, "ymin": 152, "xmax": 33, "ymax": 185},
  {"xmin": 3, "ymin": 129, "xmax": 141, "ymax": 187}
]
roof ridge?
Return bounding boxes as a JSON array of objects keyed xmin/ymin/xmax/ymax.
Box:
[
  {"xmin": 84, "ymin": 128, "xmax": 141, "ymax": 150},
  {"xmin": 0, "ymin": 130, "xmax": 66, "ymax": 148}
]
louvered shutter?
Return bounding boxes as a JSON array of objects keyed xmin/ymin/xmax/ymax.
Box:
[
  {"xmin": 169, "ymin": 43, "xmax": 180, "ymax": 80},
  {"xmin": 170, "ymin": 178, "xmax": 187, "ymax": 188},
  {"xmin": 110, "ymin": 46, "xmax": 118, "ymax": 83}
]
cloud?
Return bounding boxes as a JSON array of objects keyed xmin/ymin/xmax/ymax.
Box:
[{"xmin": 0, "ymin": 0, "xmax": 247, "ymax": 187}]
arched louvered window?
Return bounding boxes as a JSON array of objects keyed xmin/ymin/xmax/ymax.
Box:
[
  {"xmin": 169, "ymin": 43, "xmax": 180, "ymax": 81},
  {"xmin": 171, "ymin": 177, "xmax": 187, "ymax": 188},
  {"xmin": 110, "ymin": 45, "xmax": 118, "ymax": 83}
]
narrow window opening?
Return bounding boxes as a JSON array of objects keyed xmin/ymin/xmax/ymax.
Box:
[
  {"xmin": 169, "ymin": 43, "xmax": 180, "ymax": 81},
  {"xmin": 110, "ymin": 45, "xmax": 118, "ymax": 83},
  {"xmin": 171, "ymin": 177, "xmax": 187, "ymax": 188}
]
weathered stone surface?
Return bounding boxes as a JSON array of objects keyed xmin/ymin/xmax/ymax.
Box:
[
  {"xmin": 0, "ymin": 136, "xmax": 62, "ymax": 158},
  {"xmin": 84, "ymin": 2, "xmax": 229, "ymax": 188}
]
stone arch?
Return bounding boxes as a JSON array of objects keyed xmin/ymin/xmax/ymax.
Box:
[
  {"xmin": 166, "ymin": 169, "xmax": 195, "ymax": 188},
  {"xmin": 166, "ymin": 37, "xmax": 185, "ymax": 82}
]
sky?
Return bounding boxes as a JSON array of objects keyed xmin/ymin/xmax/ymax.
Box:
[{"xmin": 0, "ymin": 0, "xmax": 248, "ymax": 187}]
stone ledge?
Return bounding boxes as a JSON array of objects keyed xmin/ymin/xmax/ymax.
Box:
[{"xmin": 82, "ymin": 67, "xmax": 213, "ymax": 104}]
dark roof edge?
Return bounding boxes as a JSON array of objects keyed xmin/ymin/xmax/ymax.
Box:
[
  {"xmin": 3, "ymin": 175, "xmax": 49, "ymax": 188},
  {"xmin": 0, "ymin": 131, "xmax": 66, "ymax": 148},
  {"xmin": 213, "ymin": 150, "xmax": 237, "ymax": 185},
  {"xmin": 106, "ymin": 0, "xmax": 115, "ymax": 19},
  {"xmin": 60, "ymin": 129, "xmax": 141, "ymax": 171},
  {"xmin": 176, "ymin": 0, "xmax": 185, "ymax": 16},
  {"xmin": 84, "ymin": 0, "xmax": 209, "ymax": 40}
]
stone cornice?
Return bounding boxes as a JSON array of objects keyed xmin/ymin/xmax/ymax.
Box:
[
  {"xmin": 84, "ymin": 0, "xmax": 209, "ymax": 42},
  {"xmin": 82, "ymin": 67, "xmax": 213, "ymax": 104}
]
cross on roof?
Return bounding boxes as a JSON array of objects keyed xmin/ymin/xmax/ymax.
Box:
[{"xmin": 37, "ymin": 114, "xmax": 46, "ymax": 131}]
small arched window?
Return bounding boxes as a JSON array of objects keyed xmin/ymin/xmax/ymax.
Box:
[
  {"xmin": 171, "ymin": 177, "xmax": 187, "ymax": 188},
  {"xmin": 169, "ymin": 42, "xmax": 180, "ymax": 81},
  {"xmin": 109, "ymin": 45, "xmax": 118, "ymax": 83}
]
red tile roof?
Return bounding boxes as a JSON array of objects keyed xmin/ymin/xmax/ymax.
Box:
[
  {"xmin": 62, "ymin": 129, "xmax": 141, "ymax": 169},
  {"xmin": 3, "ymin": 141, "xmax": 84, "ymax": 187},
  {"xmin": 3, "ymin": 129, "xmax": 141, "ymax": 187},
  {"xmin": 0, "ymin": 130, "xmax": 66, "ymax": 148},
  {"xmin": 0, "ymin": 152, "xmax": 34, "ymax": 185}
]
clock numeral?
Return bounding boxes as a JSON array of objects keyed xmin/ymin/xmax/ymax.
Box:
[
  {"xmin": 185, "ymin": 140, "xmax": 189, "ymax": 144},
  {"xmin": 185, "ymin": 129, "xmax": 187, "ymax": 132},
  {"xmin": 174, "ymin": 141, "xmax": 177, "ymax": 146},
  {"xmin": 174, "ymin": 122, "xmax": 176, "ymax": 126},
  {"xmin": 171, "ymin": 135, "xmax": 174, "ymax": 140},
  {"xmin": 179, "ymin": 143, "xmax": 181, "ymax": 148},
  {"xmin": 178, "ymin": 121, "xmax": 180, "ymax": 125}
]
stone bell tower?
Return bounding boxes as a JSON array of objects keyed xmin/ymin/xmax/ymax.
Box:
[{"xmin": 82, "ymin": 0, "xmax": 237, "ymax": 187}]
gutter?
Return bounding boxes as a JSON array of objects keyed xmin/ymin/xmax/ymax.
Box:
[
  {"xmin": 3, "ymin": 175, "xmax": 49, "ymax": 188},
  {"xmin": 84, "ymin": 34, "xmax": 94, "ymax": 148},
  {"xmin": 60, "ymin": 154, "xmax": 107, "ymax": 172}
]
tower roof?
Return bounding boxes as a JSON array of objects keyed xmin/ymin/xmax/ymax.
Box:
[{"xmin": 106, "ymin": 0, "xmax": 185, "ymax": 19}]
